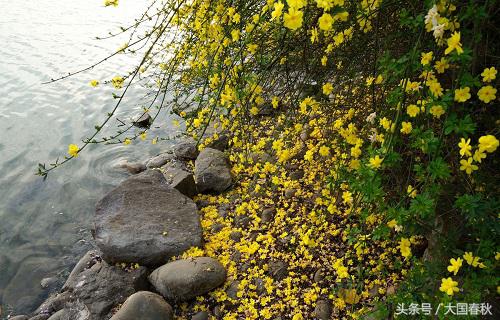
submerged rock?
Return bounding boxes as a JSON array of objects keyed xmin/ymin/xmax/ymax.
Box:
[
  {"xmin": 194, "ymin": 148, "xmax": 232, "ymax": 194},
  {"xmin": 110, "ymin": 291, "xmax": 173, "ymax": 320},
  {"xmin": 93, "ymin": 170, "xmax": 202, "ymax": 265},
  {"xmin": 149, "ymin": 257, "xmax": 226, "ymax": 302}
]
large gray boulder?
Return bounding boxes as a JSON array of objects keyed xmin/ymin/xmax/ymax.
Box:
[
  {"xmin": 110, "ymin": 291, "xmax": 173, "ymax": 320},
  {"xmin": 173, "ymin": 140, "xmax": 199, "ymax": 160},
  {"xmin": 194, "ymin": 148, "xmax": 232, "ymax": 194},
  {"xmin": 93, "ymin": 170, "xmax": 202, "ymax": 265},
  {"xmin": 148, "ymin": 257, "xmax": 226, "ymax": 302},
  {"xmin": 146, "ymin": 153, "xmax": 174, "ymax": 169}
]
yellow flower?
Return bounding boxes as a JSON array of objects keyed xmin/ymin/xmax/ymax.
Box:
[
  {"xmin": 477, "ymin": 85, "xmax": 496, "ymax": 103},
  {"xmin": 89, "ymin": 80, "xmax": 99, "ymax": 87},
  {"xmin": 447, "ymin": 258, "xmax": 463, "ymax": 275},
  {"xmin": 342, "ymin": 191, "xmax": 353, "ymax": 204},
  {"xmin": 434, "ymin": 57, "xmax": 449, "ymax": 74},
  {"xmin": 322, "ymin": 82, "xmax": 333, "ymax": 95},
  {"xmin": 316, "ymin": 0, "xmax": 334, "ymax": 11},
  {"xmin": 111, "ymin": 76, "xmax": 124, "ymax": 89},
  {"xmin": 399, "ymin": 238, "xmax": 411, "ymax": 258},
  {"xmin": 140, "ymin": 132, "xmax": 147, "ymax": 141},
  {"xmin": 478, "ymin": 135, "xmax": 499, "ymax": 153},
  {"xmin": 283, "ymin": 8, "xmax": 303, "ymax": 30},
  {"xmin": 271, "ymin": 96, "xmax": 279, "ymax": 108},
  {"xmin": 444, "ymin": 32, "xmax": 463, "ymax": 55},
  {"xmin": 407, "ymin": 104, "xmax": 420, "ymax": 117},
  {"xmin": 481, "ymin": 67, "xmax": 497, "ymax": 82},
  {"xmin": 321, "ymin": 55, "xmax": 328, "ymax": 66},
  {"xmin": 104, "ymin": 0, "xmax": 119, "ymax": 7},
  {"xmin": 247, "ymin": 43, "xmax": 258, "ymax": 54},
  {"xmin": 454, "ymin": 87, "xmax": 471, "ymax": 102},
  {"xmin": 68, "ymin": 144, "xmax": 79, "ymax": 158},
  {"xmin": 459, "ymin": 157, "xmax": 478, "ymax": 175},
  {"xmin": 319, "ymin": 145, "xmax": 330, "ymax": 156},
  {"xmin": 407, "ymin": 185, "xmax": 417, "ymax": 198},
  {"xmin": 458, "ymin": 138, "xmax": 472, "ymax": 157},
  {"xmin": 420, "ymin": 51, "xmax": 433, "ymax": 66},
  {"xmin": 429, "ymin": 105, "xmax": 445, "ymax": 118},
  {"xmin": 428, "ymin": 80, "xmax": 443, "ymax": 97},
  {"xmin": 439, "ymin": 277, "xmax": 459, "ymax": 295},
  {"xmin": 152, "ymin": 137, "xmax": 158, "ymax": 145},
  {"xmin": 124, "ymin": 138, "xmax": 131, "ymax": 145},
  {"xmin": 318, "ymin": 13, "xmax": 333, "ymax": 31},
  {"xmin": 287, "ymin": 0, "xmax": 306, "ymax": 9},
  {"xmin": 473, "ymin": 149, "xmax": 486, "ymax": 163},
  {"xmin": 369, "ymin": 155, "xmax": 383, "ymax": 169},
  {"xmin": 310, "ymin": 27, "xmax": 318, "ymax": 43},
  {"xmin": 400, "ymin": 121, "xmax": 412, "ymax": 134},
  {"xmin": 463, "ymin": 252, "xmax": 482, "ymax": 267},
  {"xmin": 271, "ymin": 1, "xmax": 284, "ymax": 20}
]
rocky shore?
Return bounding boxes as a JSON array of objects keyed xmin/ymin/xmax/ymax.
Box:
[{"xmin": 8, "ymin": 137, "xmax": 234, "ymax": 320}]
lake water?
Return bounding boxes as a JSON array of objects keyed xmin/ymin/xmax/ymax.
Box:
[{"xmin": 0, "ymin": 0, "xmax": 177, "ymax": 316}]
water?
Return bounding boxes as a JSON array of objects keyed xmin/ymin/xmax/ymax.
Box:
[{"xmin": 0, "ymin": 0, "xmax": 178, "ymax": 315}]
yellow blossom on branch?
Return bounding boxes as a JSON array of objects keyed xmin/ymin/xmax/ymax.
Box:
[
  {"xmin": 439, "ymin": 277, "xmax": 459, "ymax": 295},
  {"xmin": 68, "ymin": 144, "xmax": 79, "ymax": 158},
  {"xmin": 444, "ymin": 31, "xmax": 463, "ymax": 55},
  {"xmin": 477, "ymin": 85, "xmax": 497, "ymax": 103},
  {"xmin": 481, "ymin": 67, "xmax": 497, "ymax": 82},
  {"xmin": 454, "ymin": 87, "xmax": 471, "ymax": 102},
  {"xmin": 283, "ymin": 8, "xmax": 303, "ymax": 30},
  {"xmin": 447, "ymin": 258, "xmax": 463, "ymax": 275}
]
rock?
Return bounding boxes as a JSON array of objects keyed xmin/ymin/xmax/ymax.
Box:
[
  {"xmin": 234, "ymin": 215, "xmax": 251, "ymax": 228},
  {"xmin": 34, "ymin": 291, "xmax": 72, "ymax": 315},
  {"xmin": 149, "ymin": 257, "xmax": 226, "ymax": 302},
  {"xmin": 213, "ymin": 306, "xmax": 222, "ymax": 318},
  {"xmin": 133, "ymin": 113, "xmax": 153, "ymax": 128},
  {"xmin": 254, "ymin": 278, "xmax": 266, "ymax": 295},
  {"xmin": 93, "ymin": 170, "xmax": 202, "ymax": 265},
  {"xmin": 110, "ymin": 291, "xmax": 173, "ymax": 320},
  {"xmin": 161, "ymin": 162, "xmax": 197, "ymax": 198},
  {"xmin": 195, "ymin": 199, "xmax": 210, "ymax": 210},
  {"xmin": 194, "ymin": 148, "xmax": 232, "ymax": 194},
  {"xmin": 205, "ymin": 133, "xmax": 229, "ymax": 151},
  {"xmin": 290, "ymin": 170, "xmax": 304, "ymax": 180},
  {"xmin": 28, "ymin": 315, "xmax": 50, "ymax": 320},
  {"xmin": 226, "ymin": 281, "xmax": 239, "ymax": 300},
  {"xmin": 314, "ymin": 300, "xmax": 332, "ymax": 320},
  {"xmin": 62, "ymin": 250, "xmax": 101, "ymax": 291},
  {"xmin": 173, "ymin": 140, "xmax": 199, "ymax": 160},
  {"xmin": 3, "ymin": 256, "xmax": 63, "ymax": 314},
  {"xmin": 313, "ymin": 269, "xmax": 324, "ymax": 283},
  {"xmin": 260, "ymin": 207, "xmax": 275, "ymax": 224},
  {"xmin": 146, "ymin": 153, "xmax": 174, "ymax": 169},
  {"xmin": 284, "ymin": 189, "xmax": 296, "ymax": 199},
  {"xmin": 230, "ymin": 251, "xmax": 241, "ymax": 263},
  {"xmin": 211, "ymin": 223, "xmax": 223, "ymax": 233},
  {"xmin": 62, "ymin": 253, "xmax": 148, "ymax": 319},
  {"xmin": 46, "ymin": 309, "xmax": 68, "ymax": 320},
  {"xmin": 125, "ymin": 162, "xmax": 146, "ymax": 175},
  {"xmin": 191, "ymin": 311, "xmax": 209, "ymax": 320},
  {"xmin": 40, "ymin": 277, "xmax": 57, "ymax": 289},
  {"xmin": 9, "ymin": 316, "xmax": 29, "ymax": 320},
  {"xmin": 268, "ymin": 259, "xmax": 288, "ymax": 281},
  {"xmin": 229, "ymin": 231, "xmax": 242, "ymax": 242}
]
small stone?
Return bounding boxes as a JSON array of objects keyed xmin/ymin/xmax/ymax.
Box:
[
  {"xmin": 260, "ymin": 207, "xmax": 275, "ymax": 224},
  {"xmin": 146, "ymin": 153, "xmax": 174, "ymax": 169},
  {"xmin": 125, "ymin": 162, "xmax": 146, "ymax": 174},
  {"xmin": 234, "ymin": 215, "xmax": 251, "ymax": 228},
  {"xmin": 191, "ymin": 311, "xmax": 209, "ymax": 320},
  {"xmin": 284, "ymin": 189, "xmax": 296, "ymax": 199},
  {"xmin": 149, "ymin": 257, "xmax": 227, "ymax": 302},
  {"xmin": 110, "ymin": 291, "xmax": 173, "ymax": 320},
  {"xmin": 195, "ymin": 199, "xmax": 210, "ymax": 209},
  {"xmin": 205, "ymin": 133, "xmax": 229, "ymax": 151},
  {"xmin": 268, "ymin": 259, "xmax": 288, "ymax": 281},
  {"xmin": 254, "ymin": 278, "xmax": 266, "ymax": 295},
  {"xmin": 213, "ymin": 306, "xmax": 222, "ymax": 319},
  {"xmin": 226, "ymin": 281, "xmax": 239, "ymax": 300},
  {"xmin": 230, "ymin": 250, "xmax": 241, "ymax": 263},
  {"xmin": 313, "ymin": 269, "xmax": 324, "ymax": 283},
  {"xmin": 290, "ymin": 170, "xmax": 304, "ymax": 180},
  {"xmin": 369, "ymin": 285, "xmax": 380, "ymax": 297},
  {"xmin": 314, "ymin": 300, "xmax": 332, "ymax": 320},
  {"xmin": 211, "ymin": 223, "xmax": 223, "ymax": 233},
  {"xmin": 194, "ymin": 148, "xmax": 232, "ymax": 194},
  {"xmin": 229, "ymin": 231, "xmax": 242, "ymax": 242},
  {"xmin": 386, "ymin": 285, "xmax": 396, "ymax": 296},
  {"xmin": 133, "ymin": 113, "xmax": 153, "ymax": 128}
]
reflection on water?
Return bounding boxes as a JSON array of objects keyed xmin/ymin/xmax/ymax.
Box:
[{"xmin": 0, "ymin": 0, "xmax": 177, "ymax": 315}]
